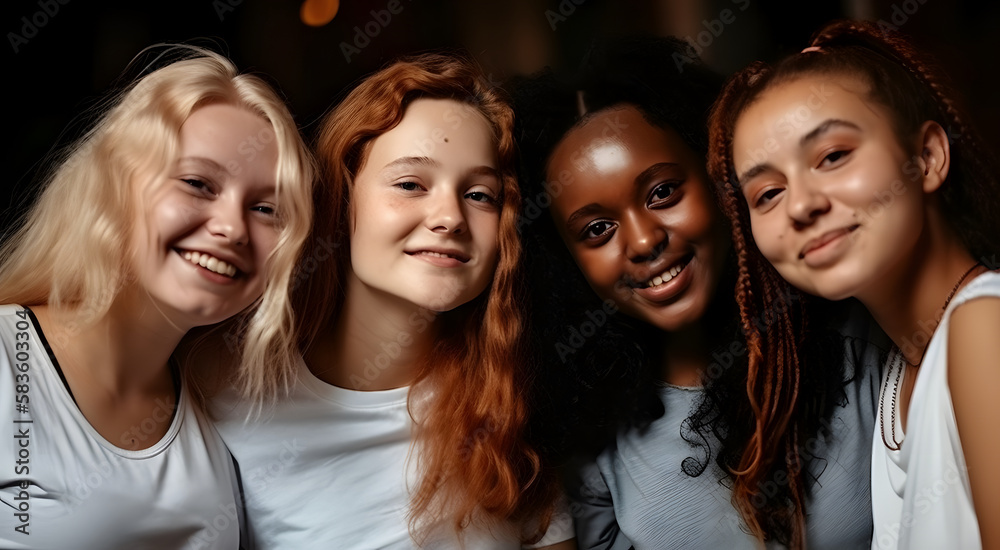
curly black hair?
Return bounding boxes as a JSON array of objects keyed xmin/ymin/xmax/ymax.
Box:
[{"xmin": 512, "ymin": 36, "xmax": 726, "ymax": 457}]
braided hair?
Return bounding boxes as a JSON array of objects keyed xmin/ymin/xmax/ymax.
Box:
[{"xmin": 707, "ymin": 19, "xmax": 1000, "ymax": 546}]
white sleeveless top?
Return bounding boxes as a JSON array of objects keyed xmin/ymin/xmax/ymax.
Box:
[
  {"xmin": 871, "ymin": 271, "xmax": 1000, "ymax": 550},
  {"xmin": 0, "ymin": 305, "xmax": 241, "ymax": 550}
]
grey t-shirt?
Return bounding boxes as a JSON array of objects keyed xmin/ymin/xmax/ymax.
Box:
[{"xmin": 568, "ymin": 313, "xmax": 885, "ymax": 549}]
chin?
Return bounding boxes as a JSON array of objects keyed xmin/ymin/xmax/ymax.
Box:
[
  {"xmin": 640, "ymin": 302, "xmax": 706, "ymax": 333},
  {"xmin": 414, "ymin": 294, "xmax": 468, "ymax": 314},
  {"xmin": 812, "ymin": 283, "xmax": 859, "ymax": 302},
  {"xmin": 784, "ymin": 265, "xmax": 867, "ymax": 303}
]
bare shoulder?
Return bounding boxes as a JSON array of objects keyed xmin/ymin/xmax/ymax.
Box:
[
  {"xmin": 948, "ymin": 296, "xmax": 1000, "ymax": 372},
  {"xmin": 947, "ymin": 296, "xmax": 1000, "ymax": 550}
]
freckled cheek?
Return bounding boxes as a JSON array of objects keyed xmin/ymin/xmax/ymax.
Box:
[
  {"xmin": 358, "ymin": 200, "xmax": 409, "ymax": 236},
  {"xmin": 469, "ymin": 210, "xmax": 500, "ymax": 239}
]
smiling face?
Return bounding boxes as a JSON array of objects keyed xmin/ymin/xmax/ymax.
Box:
[
  {"xmin": 547, "ymin": 105, "xmax": 729, "ymax": 332},
  {"xmin": 348, "ymin": 98, "xmax": 501, "ymax": 312},
  {"xmin": 129, "ymin": 102, "xmax": 281, "ymax": 329},
  {"xmin": 732, "ymin": 73, "xmax": 932, "ymax": 301}
]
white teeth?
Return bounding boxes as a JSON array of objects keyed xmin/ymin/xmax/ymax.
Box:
[
  {"xmin": 181, "ymin": 251, "xmax": 237, "ymax": 277},
  {"xmin": 423, "ymin": 251, "xmax": 451, "ymax": 258},
  {"xmin": 646, "ymin": 261, "xmax": 687, "ymax": 288}
]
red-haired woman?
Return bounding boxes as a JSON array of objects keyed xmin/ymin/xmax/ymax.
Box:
[
  {"xmin": 210, "ymin": 53, "xmax": 573, "ymax": 549},
  {"xmin": 709, "ymin": 20, "xmax": 1000, "ymax": 550}
]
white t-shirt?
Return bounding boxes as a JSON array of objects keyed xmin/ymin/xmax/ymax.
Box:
[
  {"xmin": 871, "ymin": 271, "xmax": 1000, "ymax": 550},
  {"xmin": 0, "ymin": 305, "xmax": 241, "ymax": 550},
  {"xmin": 211, "ymin": 356, "xmax": 573, "ymax": 549}
]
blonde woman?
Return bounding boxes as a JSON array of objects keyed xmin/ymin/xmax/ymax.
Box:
[{"xmin": 0, "ymin": 47, "xmax": 313, "ymax": 549}]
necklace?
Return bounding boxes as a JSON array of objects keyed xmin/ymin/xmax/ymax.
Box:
[{"xmin": 878, "ymin": 261, "xmax": 984, "ymax": 451}]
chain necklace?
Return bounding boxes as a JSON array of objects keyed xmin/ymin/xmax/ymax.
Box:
[{"xmin": 878, "ymin": 261, "xmax": 984, "ymax": 451}]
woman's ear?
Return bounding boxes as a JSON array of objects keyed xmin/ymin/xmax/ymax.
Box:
[{"xmin": 915, "ymin": 120, "xmax": 951, "ymax": 194}]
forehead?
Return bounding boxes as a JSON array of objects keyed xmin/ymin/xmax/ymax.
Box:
[
  {"xmin": 549, "ymin": 106, "xmax": 694, "ymax": 176},
  {"xmin": 362, "ymin": 98, "xmax": 496, "ymax": 168},
  {"xmin": 180, "ymin": 102, "xmax": 272, "ymax": 148},
  {"xmin": 174, "ymin": 103, "xmax": 279, "ymax": 184},
  {"xmin": 731, "ymin": 73, "xmax": 899, "ymax": 168},
  {"xmin": 737, "ymin": 72, "xmax": 879, "ymax": 135},
  {"xmin": 547, "ymin": 106, "xmax": 696, "ymax": 209}
]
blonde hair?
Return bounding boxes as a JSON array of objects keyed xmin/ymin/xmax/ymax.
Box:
[{"xmin": 0, "ymin": 46, "xmax": 315, "ymax": 407}]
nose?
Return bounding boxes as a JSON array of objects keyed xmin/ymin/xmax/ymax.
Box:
[
  {"xmin": 426, "ymin": 190, "xmax": 468, "ymax": 235},
  {"xmin": 206, "ymin": 198, "xmax": 250, "ymax": 246},
  {"xmin": 785, "ymin": 177, "xmax": 831, "ymax": 226},
  {"xmin": 622, "ymin": 210, "xmax": 666, "ymax": 263}
]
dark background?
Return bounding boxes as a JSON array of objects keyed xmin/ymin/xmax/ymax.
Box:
[{"xmin": 2, "ymin": 0, "xmax": 998, "ymax": 230}]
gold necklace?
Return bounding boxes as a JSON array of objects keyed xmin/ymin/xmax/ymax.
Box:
[{"xmin": 879, "ymin": 261, "xmax": 984, "ymax": 451}]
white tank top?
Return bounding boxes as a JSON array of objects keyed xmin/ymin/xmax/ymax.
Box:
[{"xmin": 871, "ymin": 271, "xmax": 1000, "ymax": 550}]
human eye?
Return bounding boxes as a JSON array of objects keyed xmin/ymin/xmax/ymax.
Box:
[
  {"xmin": 580, "ymin": 220, "xmax": 616, "ymax": 243},
  {"xmin": 464, "ymin": 190, "xmax": 498, "ymax": 205},
  {"xmin": 251, "ymin": 203, "xmax": 277, "ymax": 216},
  {"xmin": 647, "ymin": 181, "xmax": 681, "ymax": 208},
  {"xmin": 817, "ymin": 149, "xmax": 851, "ymax": 169},
  {"xmin": 180, "ymin": 177, "xmax": 212, "ymax": 192},
  {"xmin": 395, "ymin": 181, "xmax": 424, "ymax": 192},
  {"xmin": 754, "ymin": 187, "xmax": 784, "ymax": 209}
]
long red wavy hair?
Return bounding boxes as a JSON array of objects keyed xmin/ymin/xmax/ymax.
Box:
[
  {"xmin": 707, "ymin": 19, "xmax": 1000, "ymax": 547},
  {"xmin": 298, "ymin": 53, "xmax": 557, "ymax": 542}
]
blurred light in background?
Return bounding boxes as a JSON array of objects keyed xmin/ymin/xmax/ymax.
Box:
[{"xmin": 301, "ymin": 0, "xmax": 339, "ymax": 27}]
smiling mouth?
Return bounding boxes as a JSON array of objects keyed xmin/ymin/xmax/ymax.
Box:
[
  {"xmin": 406, "ymin": 250, "xmax": 470, "ymax": 263},
  {"xmin": 180, "ymin": 250, "xmax": 238, "ymax": 277},
  {"xmin": 799, "ymin": 225, "xmax": 860, "ymax": 259},
  {"xmin": 631, "ymin": 256, "xmax": 691, "ymax": 289}
]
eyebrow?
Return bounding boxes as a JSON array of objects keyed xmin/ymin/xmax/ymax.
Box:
[
  {"xmin": 634, "ymin": 162, "xmax": 679, "ymax": 187},
  {"xmin": 176, "ymin": 156, "xmax": 228, "ymax": 175},
  {"xmin": 565, "ymin": 162, "xmax": 679, "ymax": 226},
  {"xmin": 736, "ymin": 119, "xmax": 862, "ymax": 184},
  {"xmin": 383, "ymin": 156, "xmax": 440, "ymax": 170},
  {"xmin": 383, "ymin": 156, "xmax": 499, "ymax": 180},
  {"xmin": 566, "ymin": 203, "xmax": 605, "ymax": 227},
  {"xmin": 799, "ymin": 119, "xmax": 861, "ymax": 148},
  {"xmin": 466, "ymin": 165, "xmax": 501, "ymax": 180}
]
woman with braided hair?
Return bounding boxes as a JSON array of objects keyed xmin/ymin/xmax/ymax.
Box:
[{"xmin": 709, "ymin": 19, "xmax": 1000, "ymax": 550}]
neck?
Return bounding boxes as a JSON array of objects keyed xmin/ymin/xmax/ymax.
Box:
[
  {"xmin": 659, "ymin": 321, "xmax": 712, "ymax": 387},
  {"xmin": 306, "ymin": 274, "xmax": 439, "ymax": 391},
  {"xmin": 33, "ymin": 294, "xmax": 185, "ymax": 396},
  {"xmin": 858, "ymin": 217, "xmax": 979, "ymax": 365}
]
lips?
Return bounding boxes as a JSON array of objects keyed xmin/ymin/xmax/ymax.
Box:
[
  {"xmin": 405, "ymin": 248, "xmax": 470, "ymax": 263},
  {"xmin": 179, "ymin": 250, "xmax": 240, "ymax": 277},
  {"xmin": 628, "ymin": 254, "xmax": 695, "ymax": 304},
  {"xmin": 628, "ymin": 254, "xmax": 692, "ymax": 289},
  {"xmin": 643, "ymin": 259, "xmax": 689, "ymax": 289},
  {"xmin": 799, "ymin": 225, "xmax": 859, "ymax": 259}
]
